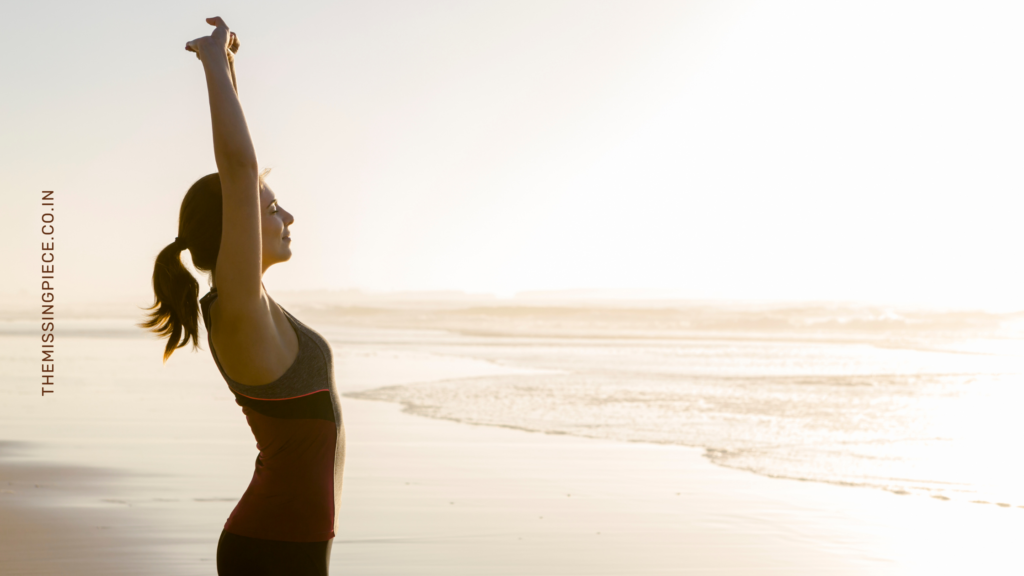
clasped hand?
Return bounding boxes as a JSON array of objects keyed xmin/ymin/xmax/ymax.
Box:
[{"xmin": 185, "ymin": 16, "xmax": 240, "ymax": 63}]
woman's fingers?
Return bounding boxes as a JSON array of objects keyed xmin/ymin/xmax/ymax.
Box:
[
  {"xmin": 185, "ymin": 18, "xmax": 236, "ymax": 60},
  {"xmin": 205, "ymin": 16, "xmax": 237, "ymax": 53},
  {"xmin": 185, "ymin": 39, "xmax": 202, "ymax": 59},
  {"xmin": 206, "ymin": 16, "xmax": 228, "ymax": 29}
]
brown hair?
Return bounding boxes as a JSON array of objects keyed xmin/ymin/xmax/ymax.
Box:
[{"xmin": 140, "ymin": 173, "xmax": 224, "ymax": 361}]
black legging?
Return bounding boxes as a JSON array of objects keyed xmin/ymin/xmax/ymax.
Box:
[{"xmin": 217, "ymin": 530, "xmax": 333, "ymax": 576}]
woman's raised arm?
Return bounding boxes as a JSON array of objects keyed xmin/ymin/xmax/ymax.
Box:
[{"xmin": 186, "ymin": 17, "xmax": 262, "ymax": 315}]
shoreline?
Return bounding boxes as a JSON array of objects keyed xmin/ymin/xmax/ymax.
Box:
[
  {"xmin": 2, "ymin": 326, "xmax": 1022, "ymax": 574},
  {"xmin": 337, "ymin": 398, "xmax": 1024, "ymax": 575},
  {"xmin": 3, "ymin": 397, "xmax": 1022, "ymax": 575},
  {"xmin": 361, "ymin": 397, "xmax": 1024, "ymax": 512}
]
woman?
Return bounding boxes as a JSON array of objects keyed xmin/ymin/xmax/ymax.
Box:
[{"xmin": 141, "ymin": 17, "xmax": 344, "ymax": 576}]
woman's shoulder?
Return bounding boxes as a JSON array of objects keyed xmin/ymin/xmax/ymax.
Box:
[{"xmin": 203, "ymin": 288, "xmax": 301, "ymax": 387}]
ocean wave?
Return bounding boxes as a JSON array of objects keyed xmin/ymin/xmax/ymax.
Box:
[{"xmin": 349, "ymin": 369, "xmax": 1024, "ymax": 508}]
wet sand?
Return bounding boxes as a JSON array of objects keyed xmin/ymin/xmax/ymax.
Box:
[
  {"xmin": 1, "ymin": 324, "xmax": 1022, "ymax": 574},
  {"xmin": 335, "ymin": 398, "xmax": 1023, "ymax": 575},
  {"xmin": 0, "ymin": 439, "xmax": 234, "ymax": 575},
  {"xmin": 3, "ymin": 395, "xmax": 1022, "ymax": 575}
]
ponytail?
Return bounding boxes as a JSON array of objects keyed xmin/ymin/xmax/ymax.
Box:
[
  {"xmin": 141, "ymin": 173, "xmax": 223, "ymax": 361},
  {"xmin": 141, "ymin": 239, "xmax": 201, "ymax": 362}
]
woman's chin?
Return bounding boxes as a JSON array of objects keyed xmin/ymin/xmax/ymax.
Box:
[{"xmin": 265, "ymin": 249, "xmax": 293, "ymax": 267}]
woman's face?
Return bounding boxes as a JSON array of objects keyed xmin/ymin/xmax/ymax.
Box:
[{"xmin": 259, "ymin": 183, "xmax": 295, "ymax": 270}]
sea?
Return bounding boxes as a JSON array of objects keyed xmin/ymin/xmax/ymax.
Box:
[
  {"xmin": 3, "ymin": 298, "xmax": 1023, "ymax": 512},
  {"xmin": 326, "ymin": 300, "xmax": 1024, "ymax": 509}
]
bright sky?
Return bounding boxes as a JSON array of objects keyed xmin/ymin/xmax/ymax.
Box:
[{"xmin": 4, "ymin": 0, "xmax": 1024, "ymax": 309}]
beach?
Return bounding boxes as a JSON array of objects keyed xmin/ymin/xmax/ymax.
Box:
[
  {"xmin": 4, "ymin": 396, "xmax": 1022, "ymax": 575},
  {"xmin": 1, "ymin": 313, "xmax": 1022, "ymax": 574},
  {"xmin": 8, "ymin": 1, "xmax": 1024, "ymax": 572}
]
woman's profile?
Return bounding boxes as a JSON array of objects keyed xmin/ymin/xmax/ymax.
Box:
[{"xmin": 141, "ymin": 17, "xmax": 344, "ymax": 576}]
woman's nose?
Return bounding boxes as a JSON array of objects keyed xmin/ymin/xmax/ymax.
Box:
[{"xmin": 283, "ymin": 209, "xmax": 295, "ymax": 225}]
